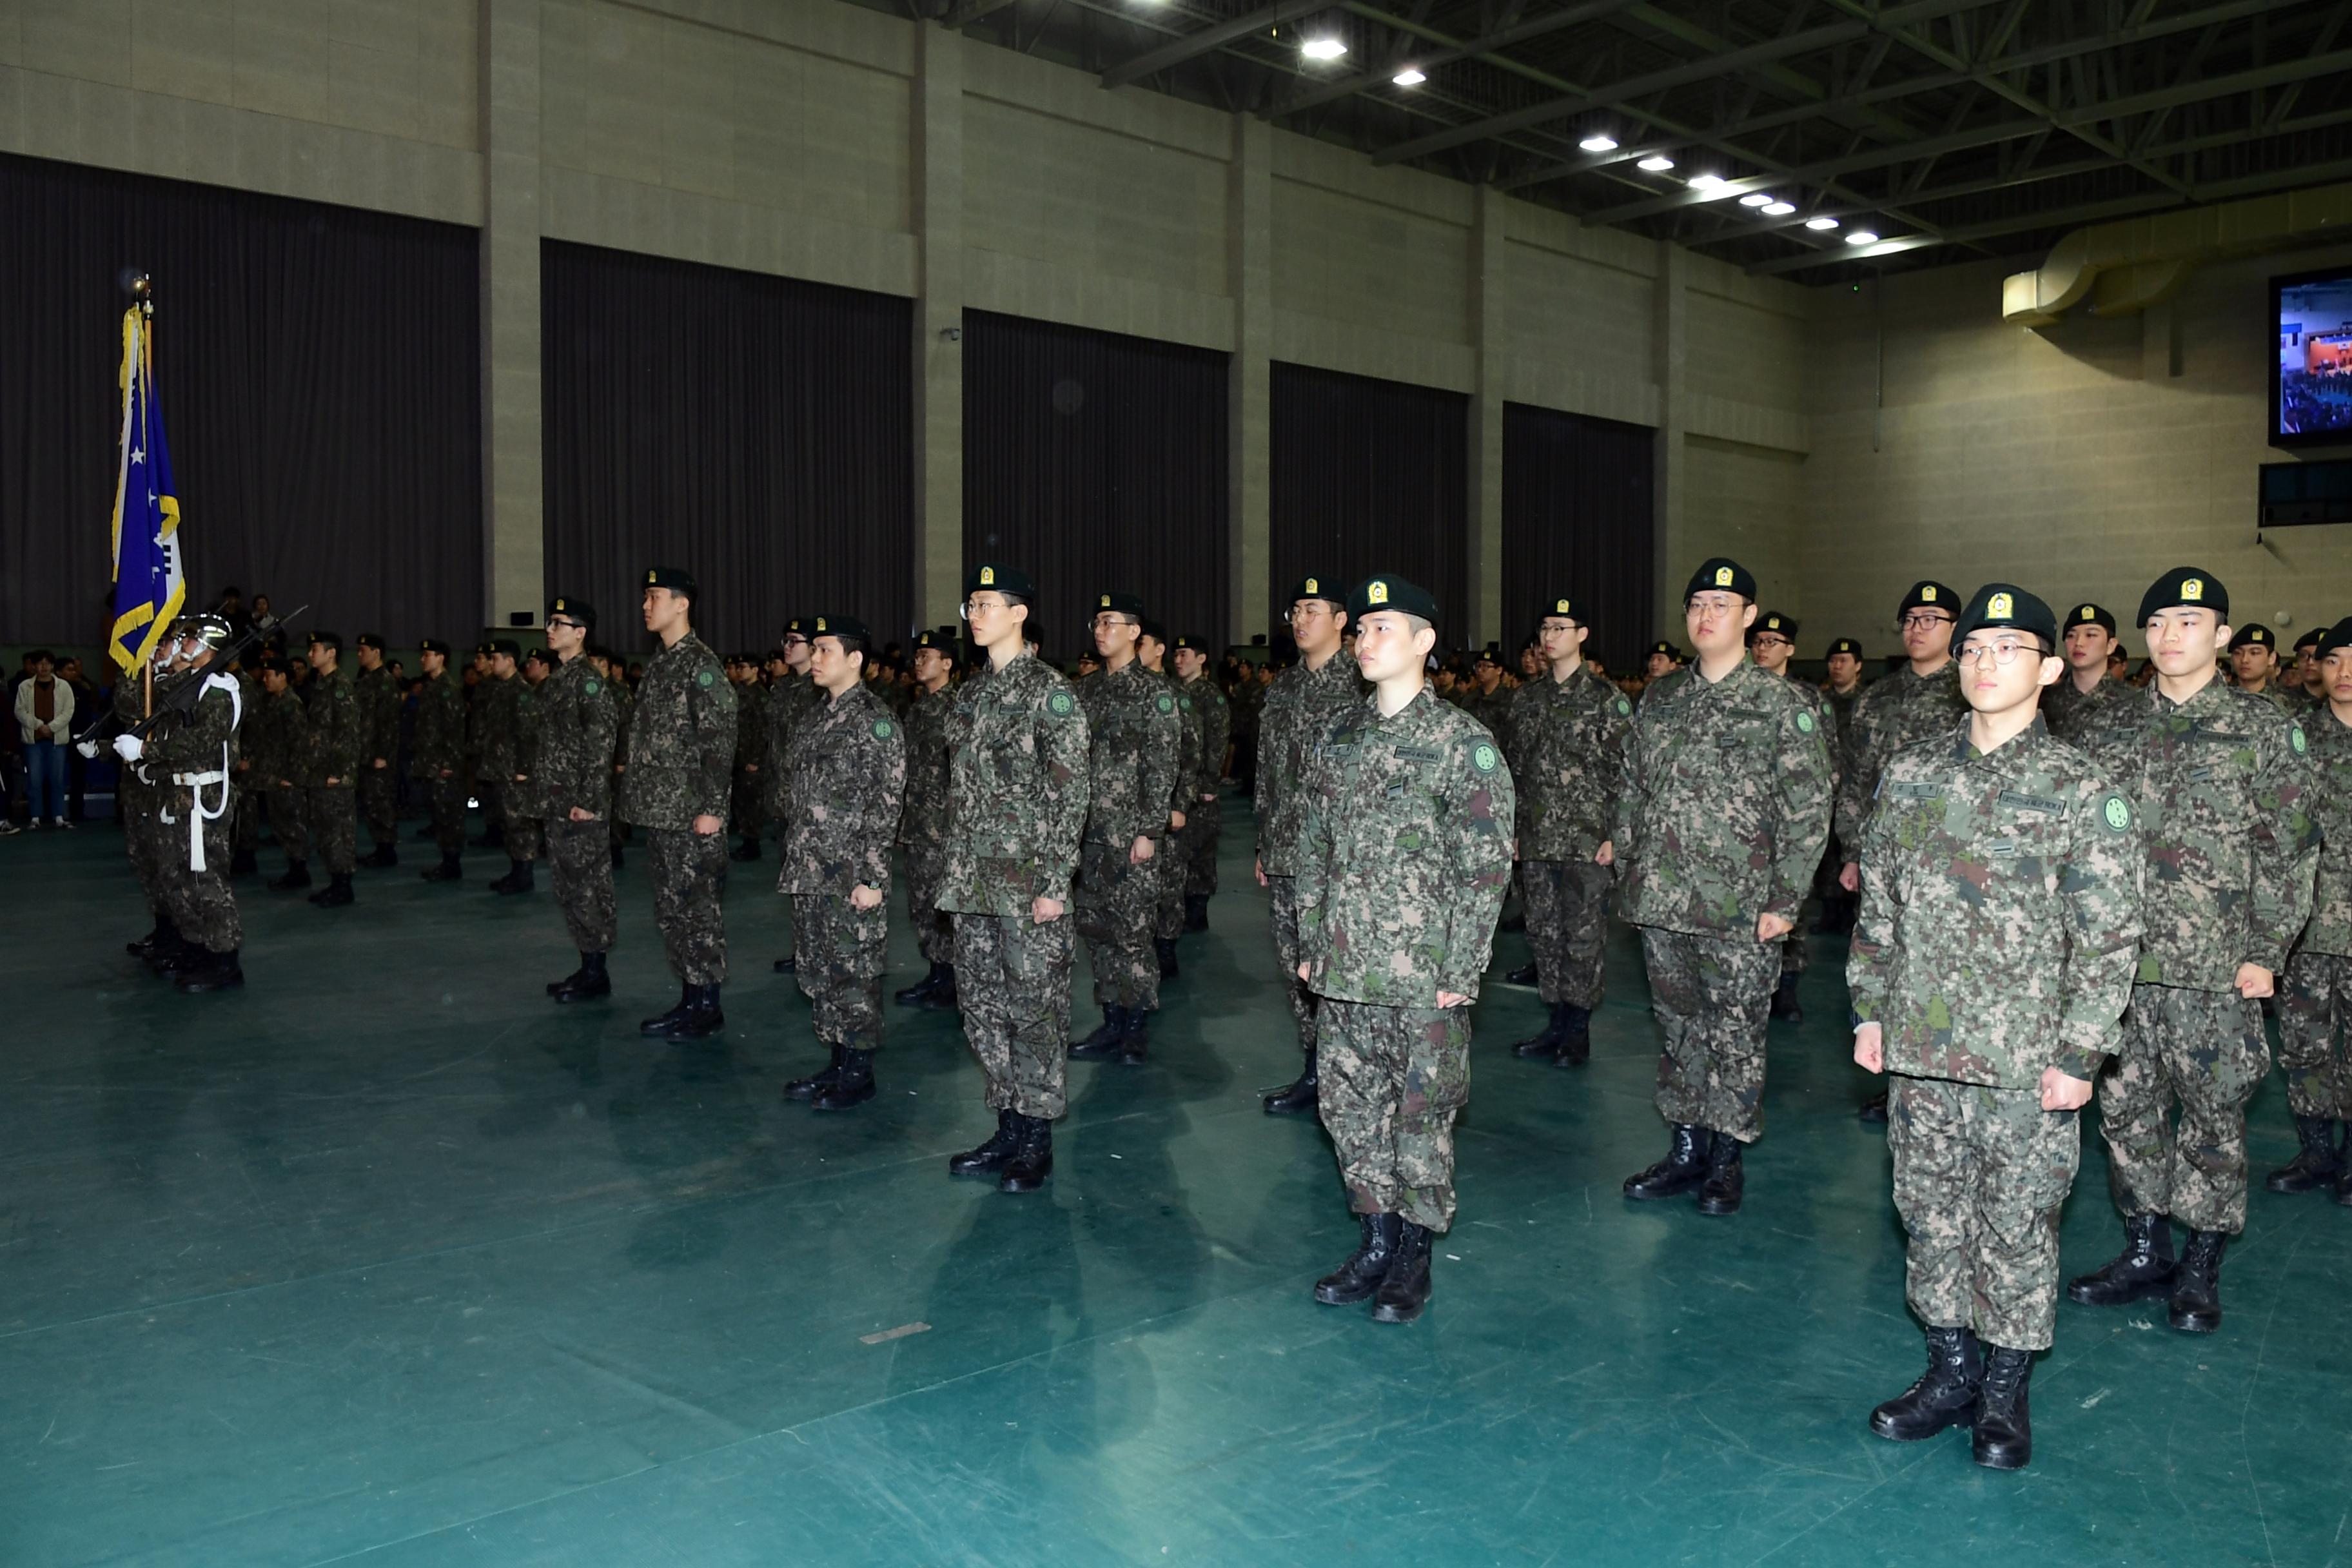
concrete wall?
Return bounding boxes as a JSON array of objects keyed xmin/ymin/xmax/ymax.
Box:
[{"xmin": 1, "ymin": 0, "xmax": 1816, "ymax": 640}]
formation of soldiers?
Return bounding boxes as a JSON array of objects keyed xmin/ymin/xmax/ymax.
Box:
[{"xmin": 97, "ymin": 548, "xmax": 2352, "ymax": 1473}]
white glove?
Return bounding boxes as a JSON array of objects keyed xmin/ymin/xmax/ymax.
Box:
[{"xmin": 113, "ymin": 734, "xmax": 144, "ymax": 761}]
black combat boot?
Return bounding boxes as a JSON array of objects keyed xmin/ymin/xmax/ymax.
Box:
[
  {"xmin": 2264, "ymin": 1116, "xmax": 2344, "ymax": 1193},
  {"xmin": 814, "ymin": 1049, "xmax": 877, "ymax": 1111},
  {"xmin": 2168, "ymin": 1230, "xmax": 2227, "ymax": 1333},
  {"xmin": 1155, "ymin": 937, "xmax": 1179, "ymax": 979},
  {"xmin": 1070, "ymin": 1007, "xmax": 1127, "ymax": 1059},
  {"xmin": 1371, "ymin": 1221, "xmax": 1435, "ymax": 1324},
  {"xmin": 551, "ymin": 952, "xmax": 610, "ymax": 1003},
  {"xmin": 489, "ymin": 859, "xmax": 535, "ymax": 895},
  {"xmin": 472, "ymin": 823, "xmax": 504, "ymax": 850},
  {"xmin": 999, "ymin": 1115, "xmax": 1054, "ymax": 1193},
  {"xmin": 1553, "ymin": 1004, "xmax": 1592, "ymax": 1068},
  {"xmin": 949, "ymin": 1109, "xmax": 1021, "ymax": 1176},
  {"xmin": 1511, "ymin": 1004, "xmax": 1569, "ymax": 1059},
  {"xmin": 785, "ymin": 1044, "xmax": 845, "ymax": 1102},
  {"xmin": 927, "ymin": 965, "xmax": 958, "ymax": 1011},
  {"xmin": 364, "ymin": 842, "xmax": 398, "ymax": 868},
  {"xmin": 664, "ymin": 984, "xmax": 724, "ymax": 1040},
  {"xmin": 1623, "ymin": 1124, "xmax": 1710, "ymax": 1200},
  {"xmin": 270, "ymin": 860, "xmax": 311, "ymax": 892},
  {"xmin": 310, "ymin": 872, "xmax": 355, "ymax": 907},
  {"xmin": 1868, "ymin": 1326, "xmax": 1981, "ymax": 1441},
  {"xmin": 894, "ymin": 963, "xmax": 947, "ymax": 1006},
  {"xmin": 230, "ymin": 847, "xmax": 258, "ymax": 876},
  {"xmin": 1770, "ymin": 971, "xmax": 1804, "ymax": 1023},
  {"xmin": 1313, "ymin": 1213, "xmax": 1401, "ymax": 1305},
  {"xmin": 1972, "ymin": 1347, "xmax": 2034, "ymax": 1469},
  {"xmin": 2066, "ymin": 1213, "xmax": 2175, "ymax": 1306},
  {"xmin": 1262, "ymin": 1051, "xmax": 1319, "ymax": 1115},
  {"xmin": 1184, "ymin": 894, "xmax": 1208, "ymax": 933},
  {"xmin": 1858, "ymin": 1090, "xmax": 1889, "ymax": 1124},
  {"xmin": 640, "ymin": 986, "xmax": 694, "ymax": 1037},
  {"xmin": 772, "ymin": 954, "xmax": 796, "ymax": 975},
  {"xmin": 610, "ymin": 843, "xmax": 624, "ymax": 870},
  {"xmin": 149, "ymin": 935, "xmax": 206, "ymax": 975},
  {"xmin": 1503, "ymin": 962, "xmax": 1539, "ymax": 986},
  {"xmin": 175, "ymin": 946, "xmax": 245, "ymax": 994},
  {"xmin": 127, "ymin": 913, "xmax": 179, "ymax": 959},
  {"xmin": 1118, "ymin": 1006, "xmax": 1150, "ymax": 1065},
  {"xmin": 421, "ymin": 852, "xmax": 463, "ymax": 882},
  {"xmin": 1698, "ymin": 1130, "xmax": 1745, "ymax": 1215},
  {"xmin": 729, "ymin": 836, "xmax": 760, "ymax": 863}
]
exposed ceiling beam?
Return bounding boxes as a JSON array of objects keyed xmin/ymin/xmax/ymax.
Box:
[
  {"xmin": 942, "ymin": 0, "xmax": 1023, "ymax": 26},
  {"xmin": 1265, "ymin": 0, "xmax": 1647, "ymax": 119},
  {"xmin": 2054, "ymin": 46, "xmax": 2352, "ymax": 128},
  {"xmin": 1582, "ymin": 117, "xmax": 2046, "ymax": 222},
  {"xmin": 1100, "ymin": 1, "xmax": 1286, "ymax": 90}
]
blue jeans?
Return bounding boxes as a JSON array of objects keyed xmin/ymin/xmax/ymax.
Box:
[{"xmin": 23, "ymin": 741, "xmax": 64, "ymax": 821}]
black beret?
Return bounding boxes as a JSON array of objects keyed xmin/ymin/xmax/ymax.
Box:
[
  {"xmin": 308, "ymin": 630, "xmax": 342, "ymax": 651},
  {"xmin": 810, "ymin": 614, "xmax": 869, "ymax": 642},
  {"xmin": 2138, "ymin": 567, "xmax": 2226, "ymax": 624},
  {"xmin": 1348, "ymin": 574, "xmax": 1440, "ymax": 623},
  {"xmin": 1540, "ymin": 594, "xmax": 1581, "ymax": 621},
  {"xmin": 1139, "ymin": 618, "xmax": 1169, "ymax": 645},
  {"xmin": 966, "ymin": 563, "xmax": 1034, "ymax": 597},
  {"xmin": 2229, "ymin": 623, "xmax": 2277, "ymax": 652},
  {"xmin": 487, "ymin": 638, "xmax": 520, "ymax": 658},
  {"xmin": 522, "ymin": 647, "xmax": 553, "ymax": 669},
  {"xmin": 912, "ymin": 628, "xmax": 948, "ymax": 651},
  {"xmin": 1751, "ymin": 611, "xmax": 1799, "ymax": 640},
  {"xmin": 1900, "ymin": 580, "xmax": 1961, "ymax": 616},
  {"xmin": 2320, "ymin": 617, "xmax": 2352, "ymax": 658},
  {"xmin": 474, "ymin": 642, "xmax": 495, "ymax": 657},
  {"xmin": 1173, "ymin": 632, "xmax": 1207, "ymax": 651},
  {"xmin": 419, "ymin": 638, "xmax": 451, "ymax": 656},
  {"xmin": 1091, "ymin": 591, "xmax": 1146, "ymax": 619},
  {"xmin": 1954, "ymin": 583, "xmax": 2057, "ymax": 649},
  {"xmin": 356, "ymin": 632, "xmax": 386, "ymax": 651},
  {"xmin": 1475, "ymin": 641, "xmax": 1503, "ymax": 666},
  {"xmin": 1647, "ymin": 640, "xmax": 1682, "ymax": 660},
  {"xmin": 255, "ymin": 652, "xmax": 290, "ymax": 673},
  {"xmin": 2295, "ymin": 627, "xmax": 2326, "ymax": 652},
  {"xmin": 1289, "ymin": 574, "xmax": 1344, "ymax": 607},
  {"xmin": 2065, "ymin": 602, "xmax": 2118, "ymax": 637},
  {"xmin": 1825, "ymin": 637, "xmax": 1863, "ymax": 658},
  {"xmin": 643, "ymin": 565, "xmax": 698, "ymax": 596},
  {"xmin": 1684, "ymin": 558, "xmax": 1757, "ymax": 600},
  {"xmin": 549, "ymin": 595, "xmax": 597, "ymax": 628}
]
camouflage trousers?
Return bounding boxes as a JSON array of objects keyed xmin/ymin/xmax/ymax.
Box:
[
  {"xmin": 730, "ymin": 770, "xmax": 762, "ymax": 843},
  {"xmin": 546, "ymin": 816, "xmax": 618, "ymax": 953},
  {"xmin": 1780, "ymin": 928, "xmax": 1808, "ymax": 977},
  {"xmin": 795, "ymin": 892, "xmax": 887, "ymax": 1051},
  {"xmin": 234, "ymin": 789, "xmax": 262, "ymax": 856},
  {"xmin": 954, "ymin": 910, "xmax": 1075, "ymax": 1120},
  {"xmin": 422, "ymin": 774, "xmax": 467, "ymax": 854},
  {"xmin": 2279, "ymin": 950, "xmax": 2352, "ymax": 1121},
  {"xmin": 647, "ymin": 827, "xmax": 728, "ymax": 985},
  {"xmin": 475, "ymin": 772, "xmax": 505, "ymax": 836},
  {"xmin": 359, "ymin": 765, "xmax": 399, "ymax": 847},
  {"xmin": 2097, "ymin": 982, "xmax": 2270, "ymax": 1234},
  {"xmin": 498, "ymin": 781, "xmax": 540, "ymax": 862},
  {"xmin": 1155, "ymin": 825, "xmax": 1188, "ymax": 942},
  {"xmin": 121, "ymin": 779, "xmax": 168, "ymax": 913},
  {"xmin": 1075, "ymin": 838, "xmax": 1159, "ymax": 1012},
  {"xmin": 304, "ymin": 786, "xmax": 356, "ymax": 875},
  {"xmin": 901, "ymin": 839, "xmax": 954, "ymax": 966},
  {"xmin": 1518, "ymin": 858, "xmax": 1611, "ymax": 1010},
  {"xmin": 267, "ymin": 784, "xmax": 308, "ymax": 864},
  {"xmin": 1264, "ymin": 874, "xmax": 1318, "ymax": 1052},
  {"xmin": 155, "ymin": 787, "xmax": 242, "ymax": 952},
  {"xmin": 1640, "ymin": 926, "xmax": 1778, "ymax": 1142},
  {"xmin": 1888, "ymin": 1075, "xmax": 2081, "ymax": 1351},
  {"xmin": 1184, "ymin": 796, "xmax": 1221, "ymax": 897},
  {"xmin": 1317, "ymin": 1000, "xmax": 1471, "ymax": 1232}
]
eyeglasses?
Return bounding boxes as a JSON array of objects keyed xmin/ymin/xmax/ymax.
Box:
[
  {"xmin": 1538, "ymin": 620, "xmax": 1580, "ymax": 636},
  {"xmin": 1957, "ymin": 637, "xmax": 2046, "ymax": 667},
  {"xmin": 1284, "ymin": 603, "xmax": 1335, "ymax": 625},
  {"xmin": 547, "ymin": 618, "xmax": 583, "ymax": 632},
  {"xmin": 1090, "ymin": 613, "xmax": 1138, "ymax": 632},
  {"xmin": 959, "ymin": 597, "xmax": 1009, "ymax": 620},
  {"xmin": 1750, "ymin": 635, "xmax": 1792, "ymax": 651},
  {"xmin": 1899, "ymin": 612, "xmax": 1955, "ymax": 631}
]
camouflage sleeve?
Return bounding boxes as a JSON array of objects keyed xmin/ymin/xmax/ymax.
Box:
[
  {"xmin": 1832, "ymin": 692, "xmax": 1879, "ymax": 850},
  {"xmin": 1291, "ymin": 727, "xmax": 1338, "ymax": 952},
  {"xmin": 1609, "ymin": 710, "xmax": 1644, "ymax": 863},
  {"xmin": 1254, "ymin": 687, "xmax": 1288, "ymax": 854},
  {"xmin": 1438, "ymin": 732, "xmax": 1516, "ymax": 997},
  {"xmin": 854, "ymin": 716, "xmax": 906, "ymax": 891},
  {"xmin": 1845, "ymin": 767, "xmax": 1899, "ymax": 1030},
  {"xmin": 578, "ymin": 680, "xmax": 618, "ymax": 807},
  {"xmin": 1587, "ymin": 689, "xmax": 1632, "ymax": 848},
  {"xmin": 1134, "ymin": 698, "xmax": 1182, "ymax": 843},
  {"xmin": 691, "ymin": 676, "xmax": 737, "ymax": 821},
  {"xmin": 2056, "ymin": 776, "xmax": 2144, "ymax": 1079},
  {"xmin": 1036, "ymin": 683, "xmax": 1092, "ymax": 890},
  {"xmin": 2248, "ymin": 718, "xmax": 2322, "ymax": 977},
  {"xmin": 1502, "ymin": 686, "xmax": 1536, "ymax": 783},
  {"xmin": 1198, "ymin": 689, "xmax": 1230, "ymax": 792},
  {"xmin": 1766, "ymin": 699, "xmax": 1835, "ymax": 923}
]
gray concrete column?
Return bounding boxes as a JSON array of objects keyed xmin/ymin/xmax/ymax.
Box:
[
  {"xmin": 479, "ymin": 0, "xmax": 542, "ymax": 629},
  {"xmin": 1468, "ymin": 184, "xmax": 1507, "ymax": 646},
  {"xmin": 913, "ymin": 24, "xmax": 966, "ymax": 632},
  {"xmin": 1652, "ymin": 240, "xmax": 1687, "ymax": 638},
  {"xmin": 1226, "ymin": 114, "xmax": 1272, "ymax": 645}
]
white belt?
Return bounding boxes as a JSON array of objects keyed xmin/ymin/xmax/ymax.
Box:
[{"xmin": 172, "ymin": 770, "xmax": 228, "ymax": 787}]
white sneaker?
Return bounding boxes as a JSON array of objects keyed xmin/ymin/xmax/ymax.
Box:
[
  {"xmin": 0, "ymin": 821, "xmax": 19, "ymax": 836},
  {"xmin": 54, "ymin": 818, "xmax": 74, "ymax": 831}
]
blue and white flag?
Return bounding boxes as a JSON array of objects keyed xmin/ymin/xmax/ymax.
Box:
[{"xmin": 109, "ymin": 303, "xmax": 185, "ymax": 673}]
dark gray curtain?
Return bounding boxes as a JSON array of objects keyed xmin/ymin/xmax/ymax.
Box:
[
  {"xmin": 1501, "ymin": 402, "xmax": 1656, "ymax": 672},
  {"xmin": 0, "ymin": 152, "xmax": 482, "ymax": 648},
  {"xmin": 961, "ymin": 311, "xmax": 1230, "ymax": 662},
  {"xmin": 541, "ymin": 241, "xmax": 914, "ymax": 656},
  {"xmin": 1268, "ymin": 362, "xmax": 1469, "ymax": 645}
]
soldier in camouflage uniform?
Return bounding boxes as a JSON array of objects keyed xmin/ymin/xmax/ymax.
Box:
[
  {"xmin": 479, "ymin": 642, "xmax": 541, "ymax": 896},
  {"xmin": 411, "ymin": 639, "xmax": 469, "ymax": 881},
  {"xmin": 353, "ymin": 633, "xmax": 402, "ymax": 867},
  {"xmin": 2043, "ymin": 602, "xmax": 2129, "ymax": 744},
  {"xmin": 1837, "ymin": 581, "xmax": 1968, "ymax": 1119},
  {"xmin": 1136, "ymin": 621, "xmax": 1197, "ymax": 978},
  {"xmin": 1636, "ymin": 640, "xmax": 1687, "ymax": 710},
  {"xmin": 1257, "ymin": 576, "xmax": 1364, "ymax": 1115},
  {"xmin": 598, "ymin": 647, "xmax": 633, "ymax": 869},
  {"xmin": 764, "ymin": 619, "xmax": 825, "ymax": 974},
  {"xmin": 1806, "ymin": 636, "xmax": 1870, "ymax": 936},
  {"xmin": 1850, "ymin": 585, "xmax": 2142, "ymax": 1471},
  {"xmin": 115, "ymin": 616, "xmax": 250, "ymax": 992},
  {"xmin": 1616, "ymin": 558, "xmax": 1834, "ymax": 1215},
  {"xmin": 2228, "ymin": 623, "xmax": 2290, "ymax": 710},
  {"xmin": 534, "ymin": 597, "xmax": 620, "ymax": 1004},
  {"xmin": 939, "ymin": 564, "xmax": 1090, "ymax": 1194},
  {"xmin": 2284, "ymin": 627, "xmax": 2328, "ymax": 718},
  {"xmin": 1504, "ymin": 594, "xmax": 1632, "ymax": 1066},
  {"xmin": 1461, "ymin": 643, "xmax": 1514, "ymax": 747},
  {"xmin": 1746, "ymin": 610, "xmax": 1829, "ymax": 1019},
  {"xmin": 1173, "ymin": 633, "xmax": 1230, "ymax": 932},
  {"xmin": 248, "ymin": 654, "xmax": 311, "ymax": 890},
  {"xmin": 728, "ymin": 653, "xmax": 770, "ymax": 862},
  {"xmin": 623, "ymin": 568, "xmax": 737, "ymax": 1041},
  {"xmin": 466, "ymin": 642, "xmax": 506, "ymax": 850},
  {"xmin": 2267, "ymin": 614, "xmax": 2352, "ymax": 1200},
  {"xmin": 2067, "ymin": 568, "xmax": 2318, "ymax": 1334},
  {"xmin": 892, "ymin": 628, "xmax": 961, "ymax": 1009},
  {"xmin": 1296, "ymin": 574, "xmax": 1514, "ymax": 1326},
  {"xmin": 776, "ymin": 616, "xmax": 908, "ymax": 1111},
  {"xmin": 1067, "ymin": 593, "xmax": 1182, "ymax": 1064},
  {"xmin": 299, "ymin": 632, "xmax": 362, "ymax": 908},
  {"xmin": 1228, "ymin": 655, "xmax": 1264, "ymax": 797}
]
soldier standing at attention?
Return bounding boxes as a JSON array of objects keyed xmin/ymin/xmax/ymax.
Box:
[
  {"xmin": 1747, "ymin": 610, "xmax": 1828, "ymax": 1024},
  {"xmin": 1504, "ymin": 594, "xmax": 1631, "ymax": 1067},
  {"xmin": 300, "ymin": 632, "xmax": 362, "ymax": 908},
  {"xmin": 1257, "ymin": 578, "xmax": 1363, "ymax": 1116},
  {"xmin": 1638, "ymin": 640, "xmax": 1687, "ymax": 710},
  {"xmin": 1811, "ymin": 636, "xmax": 1868, "ymax": 936},
  {"xmin": 2228, "ymin": 623, "xmax": 2288, "ymax": 709},
  {"xmin": 939, "ymin": 565, "xmax": 1090, "ymax": 1193},
  {"xmin": 1172, "ymin": 634, "xmax": 1230, "ymax": 933},
  {"xmin": 351, "ymin": 634, "xmax": 401, "ymax": 868},
  {"xmin": 600, "ymin": 646, "xmax": 634, "ymax": 869},
  {"xmin": 729, "ymin": 653, "xmax": 770, "ymax": 862},
  {"xmin": 1136, "ymin": 620, "xmax": 1196, "ymax": 980},
  {"xmin": 2285, "ymin": 628, "xmax": 2327, "ymax": 716},
  {"xmin": 624, "ymin": 569, "xmax": 738, "ymax": 1041},
  {"xmin": 251, "ymin": 655, "xmax": 311, "ymax": 891},
  {"xmin": 1837, "ymin": 582, "xmax": 1968, "ymax": 1121},
  {"xmin": 1616, "ymin": 559, "xmax": 1834, "ymax": 1215},
  {"xmin": 892, "ymin": 628, "xmax": 961, "ymax": 1010},
  {"xmin": 466, "ymin": 642, "xmax": 506, "ymax": 850},
  {"xmin": 765, "ymin": 619, "xmax": 824, "ymax": 974},
  {"xmin": 1295, "ymin": 574, "xmax": 1514, "ymax": 1325},
  {"xmin": 1068, "ymin": 593, "xmax": 1182, "ymax": 1064},
  {"xmin": 2067, "ymin": 569, "xmax": 2318, "ymax": 1333},
  {"xmin": 1463, "ymin": 643, "xmax": 1513, "ymax": 743},
  {"xmin": 411, "ymin": 639, "xmax": 469, "ymax": 881},
  {"xmin": 2266, "ymin": 615, "xmax": 2352, "ymax": 1200},
  {"xmin": 534, "ymin": 598, "xmax": 619, "ymax": 1003},
  {"xmin": 2043, "ymin": 603, "xmax": 2127, "ymax": 743},
  {"xmin": 777, "ymin": 616, "xmax": 908, "ymax": 1111},
  {"xmin": 115, "ymin": 616, "xmax": 251, "ymax": 992},
  {"xmin": 482, "ymin": 642, "xmax": 542, "ymax": 896},
  {"xmin": 1850, "ymin": 585, "xmax": 2141, "ymax": 1471}
]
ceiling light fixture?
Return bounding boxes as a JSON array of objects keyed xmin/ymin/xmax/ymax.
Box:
[
  {"xmin": 1579, "ymin": 133, "xmax": 1618, "ymax": 152},
  {"xmin": 1392, "ymin": 66, "xmax": 1426, "ymax": 86},
  {"xmin": 1301, "ymin": 35, "xmax": 1347, "ymax": 60},
  {"xmin": 1805, "ymin": 215, "xmax": 1840, "ymax": 230},
  {"xmin": 1739, "ymin": 192, "xmax": 1773, "ymax": 208},
  {"xmin": 1637, "ymin": 155, "xmax": 1675, "ymax": 172},
  {"xmin": 1761, "ymin": 201, "xmax": 1796, "ymax": 217},
  {"xmin": 1847, "ymin": 230, "xmax": 1881, "ymax": 245},
  {"xmin": 1687, "ymin": 173, "xmax": 1727, "ymax": 191}
]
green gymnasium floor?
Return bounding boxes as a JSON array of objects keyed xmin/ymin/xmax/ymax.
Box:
[{"xmin": 3, "ymin": 801, "xmax": 2347, "ymax": 1567}]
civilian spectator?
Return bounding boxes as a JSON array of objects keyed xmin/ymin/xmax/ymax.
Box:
[
  {"xmin": 14, "ymin": 649, "xmax": 76, "ymax": 830},
  {"xmin": 58, "ymin": 656, "xmax": 98, "ymax": 821}
]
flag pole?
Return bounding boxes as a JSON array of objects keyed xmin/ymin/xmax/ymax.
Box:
[{"xmin": 130, "ymin": 270, "xmax": 155, "ymax": 717}]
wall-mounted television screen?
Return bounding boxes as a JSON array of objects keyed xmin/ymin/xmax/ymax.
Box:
[{"xmin": 2275, "ymin": 265, "xmax": 2352, "ymax": 448}]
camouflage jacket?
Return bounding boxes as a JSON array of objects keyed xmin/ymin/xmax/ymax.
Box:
[
  {"xmin": 244, "ymin": 686, "xmax": 307, "ymax": 789},
  {"xmin": 298, "ymin": 673, "xmax": 361, "ymax": 788},
  {"xmin": 1227, "ymin": 674, "xmax": 1264, "ymax": 737},
  {"xmin": 1824, "ymin": 681, "xmax": 1863, "ymax": 744},
  {"xmin": 2043, "ymin": 674, "xmax": 2132, "ymax": 747},
  {"xmin": 734, "ymin": 678, "xmax": 770, "ymax": 775},
  {"xmin": 409, "ymin": 674, "xmax": 466, "ymax": 779},
  {"xmin": 513, "ymin": 681, "xmax": 547, "ymax": 814},
  {"xmin": 1257, "ymin": 653, "xmax": 1366, "ymax": 875},
  {"xmin": 1181, "ymin": 674, "xmax": 1231, "ymax": 799},
  {"xmin": 621, "ymin": 632, "xmax": 736, "ymax": 832},
  {"xmin": 353, "ymin": 664, "xmax": 400, "ymax": 765},
  {"xmin": 146, "ymin": 671, "xmax": 242, "ymax": 784},
  {"xmin": 781, "ymin": 681, "xmax": 906, "ymax": 896},
  {"xmin": 1612, "ymin": 656, "xmax": 1834, "ymax": 936},
  {"xmin": 1295, "ymin": 687, "xmax": 1516, "ymax": 1006},
  {"xmin": 2297, "ymin": 705, "xmax": 2352, "ymax": 959},
  {"xmin": 1834, "ymin": 661, "xmax": 1967, "ymax": 850},
  {"xmin": 1159, "ymin": 668, "xmax": 1201, "ymax": 822},
  {"xmin": 532, "ymin": 656, "xmax": 618, "ymax": 819},
  {"xmin": 940, "ymin": 650, "xmax": 1091, "ymax": 917},
  {"xmin": 1849, "ymin": 718, "xmax": 2142, "ymax": 1088},
  {"xmin": 2079, "ymin": 677, "xmax": 2319, "ymax": 989},
  {"xmin": 474, "ymin": 675, "xmax": 525, "ymax": 776},
  {"xmin": 763, "ymin": 676, "xmax": 825, "ymax": 818},
  {"xmin": 896, "ymin": 680, "xmax": 956, "ymax": 848},
  {"xmin": 1075, "ymin": 660, "xmax": 1181, "ymax": 848},
  {"xmin": 1461, "ymin": 682, "xmax": 1515, "ymax": 749},
  {"xmin": 1505, "ymin": 661, "xmax": 1632, "ymax": 863}
]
